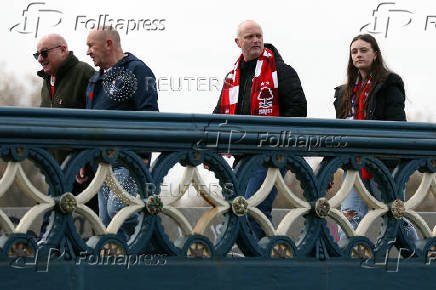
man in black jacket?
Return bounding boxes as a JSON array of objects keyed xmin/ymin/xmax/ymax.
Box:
[
  {"xmin": 213, "ymin": 20, "xmax": 307, "ymax": 239},
  {"xmin": 213, "ymin": 20, "xmax": 306, "ymax": 116}
]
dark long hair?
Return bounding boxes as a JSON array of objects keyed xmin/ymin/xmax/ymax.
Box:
[{"xmin": 338, "ymin": 34, "xmax": 390, "ymax": 119}]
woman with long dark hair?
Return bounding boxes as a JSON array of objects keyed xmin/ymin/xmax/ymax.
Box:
[
  {"xmin": 334, "ymin": 34, "xmax": 417, "ymax": 244},
  {"xmin": 335, "ymin": 34, "xmax": 405, "ymax": 121}
]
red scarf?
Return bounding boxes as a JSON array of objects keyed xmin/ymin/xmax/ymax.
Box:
[
  {"xmin": 353, "ymin": 76, "xmax": 373, "ymax": 179},
  {"xmin": 220, "ymin": 48, "xmax": 279, "ymax": 116},
  {"xmin": 352, "ymin": 76, "xmax": 372, "ymax": 120}
]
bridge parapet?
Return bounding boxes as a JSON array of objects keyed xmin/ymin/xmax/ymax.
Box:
[{"xmin": 0, "ymin": 107, "xmax": 435, "ymax": 286}]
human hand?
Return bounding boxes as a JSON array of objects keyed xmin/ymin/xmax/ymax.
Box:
[
  {"xmin": 327, "ymin": 177, "xmax": 334, "ymax": 191},
  {"xmin": 75, "ymin": 167, "xmax": 89, "ymax": 184}
]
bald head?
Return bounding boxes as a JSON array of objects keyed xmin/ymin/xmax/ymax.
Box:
[
  {"xmin": 36, "ymin": 33, "xmax": 69, "ymax": 76},
  {"xmin": 235, "ymin": 20, "xmax": 264, "ymax": 61},
  {"xmin": 38, "ymin": 34, "xmax": 68, "ymax": 49},
  {"xmin": 237, "ymin": 20, "xmax": 262, "ymax": 38},
  {"xmin": 86, "ymin": 26, "xmax": 124, "ymax": 69},
  {"xmin": 94, "ymin": 26, "xmax": 122, "ymax": 49}
]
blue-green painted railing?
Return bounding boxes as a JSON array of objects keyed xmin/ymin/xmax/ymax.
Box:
[{"xmin": 0, "ymin": 107, "xmax": 435, "ymax": 289}]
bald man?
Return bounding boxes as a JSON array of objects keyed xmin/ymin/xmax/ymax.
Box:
[
  {"xmin": 83, "ymin": 27, "xmax": 158, "ymax": 241},
  {"xmin": 35, "ymin": 34, "xmax": 96, "ymax": 242},
  {"xmin": 85, "ymin": 27, "xmax": 158, "ymax": 111},
  {"xmin": 214, "ymin": 20, "xmax": 306, "ymax": 116},
  {"xmin": 213, "ymin": 20, "xmax": 307, "ymax": 239},
  {"xmin": 36, "ymin": 34, "xmax": 94, "ymax": 108}
]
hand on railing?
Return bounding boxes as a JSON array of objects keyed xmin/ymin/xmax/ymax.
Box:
[
  {"xmin": 327, "ymin": 177, "xmax": 334, "ymax": 191},
  {"xmin": 76, "ymin": 167, "xmax": 90, "ymax": 185}
]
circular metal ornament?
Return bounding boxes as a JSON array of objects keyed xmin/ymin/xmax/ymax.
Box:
[
  {"xmin": 391, "ymin": 199, "xmax": 405, "ymax": 219},
  {"xmin": 8, "ymin": 242, "xmax": 34, "ymax": 257},
  {"xmin": 271, "ymin": 242, "xmax": 294, "ymax": 258},
  {"xmin": 232, "ymin": 196, "xmax": 248, "ymax": 216},
  {"xmin": 186, "ymin": 242, "xmax": 211, "ymax": 258},
  {"xmin": 351, "ymin": 243, "xmax": 373, "ymax": 259},
  {"xmin": 145, "ymin": 194, "xmax": 163, "ymax": 215},
  {"xmin": 315, "ymin": 197, "xmax": 330, "ymax": 218},
  {"xmin": 100, "ymin": 241, "xmax": 125, "ymax": 257},
  {"xmin": 59, "ymin": 192, "xmax": 77, "ymax": 214}
]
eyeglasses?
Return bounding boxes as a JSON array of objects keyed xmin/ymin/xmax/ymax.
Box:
[{"xmin": 33, "ymin": 45, "xmax": 62, "ymax": 60}]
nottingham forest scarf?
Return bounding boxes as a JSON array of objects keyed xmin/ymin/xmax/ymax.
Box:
[{"xmin": 220, "ymin": 48, "xmax": 279, "ymax": 116}]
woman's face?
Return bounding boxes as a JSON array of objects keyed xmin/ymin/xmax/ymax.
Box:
[{"xmin": 350, "ymin": 39, "xmax": 377, "ymax": 73}]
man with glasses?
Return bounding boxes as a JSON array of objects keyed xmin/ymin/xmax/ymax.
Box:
[
  {"xmin": 35, "ymin": 34, "xmax": 96, "ymax": 242},
  {"xmin": 36, "ymin": 33, "xmax": 94, "ymax": 108}
]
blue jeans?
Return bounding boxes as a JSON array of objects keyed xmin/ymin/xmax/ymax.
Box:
[
  {"xmin": 98, "ymin": 167, "xmax": 139, "ymax": 241},
  {"xmin": 340, "ymin": 172, "xmax": 417, "ymax": 242},
  {"xmin": 244, "ymin": 167, "xmax": 286, "ymax": 239}
]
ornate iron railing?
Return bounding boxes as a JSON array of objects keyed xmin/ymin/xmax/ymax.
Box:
[{"xmin": 0, "ymin": 107, "xmax": 435, "ymax": 278}]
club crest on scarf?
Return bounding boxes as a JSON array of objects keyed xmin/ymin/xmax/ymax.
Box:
[
  {"xmin": 257, "ymin": 82, "xmax": 274, "ymax": 115},
  {"xmin": 220, "ymin": 48, "xmax": 279, "ymax": 116}
]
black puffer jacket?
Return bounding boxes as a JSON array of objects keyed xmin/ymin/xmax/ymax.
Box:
[
  {"xmin": 333, "ymin": 73, "xmax": 406, "ymax": 121},
  {"xmin": 213, "ymin": 43, "xmax": 307, "ymax": 117},
  {"xmin": 334, "ymin": 72, "xmax": 406, "ymax": 169}
]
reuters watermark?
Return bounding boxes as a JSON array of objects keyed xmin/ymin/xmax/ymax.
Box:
[
  {"xmin": 158, "ymin": 182, "xmax": 236, "ymax": 198},
  {"xmin": 144, "ymin": 76, "xmax": 222, "ymax": 92}
]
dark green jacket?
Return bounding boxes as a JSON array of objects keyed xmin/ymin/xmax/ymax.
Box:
[{"xmin": 38, "ymin": 51, "xmax": 95, "ymax": 108}]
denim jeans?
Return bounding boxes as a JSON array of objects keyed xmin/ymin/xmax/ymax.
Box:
[
  {"xmin": 340, "ymin": 172, "xmax": 418, "ymax": 242},
  {"xmin": 244, "ymin": 167, "xmax": 286, "ymax": 240},
  {"xmin": 99, "ymin": 167, "xmax": 139, "ymax": 241}
]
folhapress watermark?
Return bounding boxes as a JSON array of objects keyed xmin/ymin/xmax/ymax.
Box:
[
  {"xmin": 194, "ymin": 120, "xmax": 246, "ymax": 154},
  {"xmin": 10, "ymin": 2, "xmax": 166, "ymax": 38},
  {"xmin": 193, "ymin": 121, "xmax": 349, "ymax": 153},
  {"xmin": 76, "ymin": 252, "xmax": 167, "ymax": 269},
  {"xmin": 75, "ymin": 15, "xmax": 165, "ymax": 35},
  {"xmin": 9, "ymin": 247, "xmax": 167, "ymax": 272},
  {"xmin": 257, "ymin": 131, "xmax": 348, "ymax": 151},
  {"xmin": 9, "ymin": 247, "xmax": 65, "ymax": 272}
]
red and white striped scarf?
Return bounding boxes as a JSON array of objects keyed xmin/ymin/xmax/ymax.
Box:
[{"xmin": 220, "ymin": 48, "xmax": 279, "ymax": 116}]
